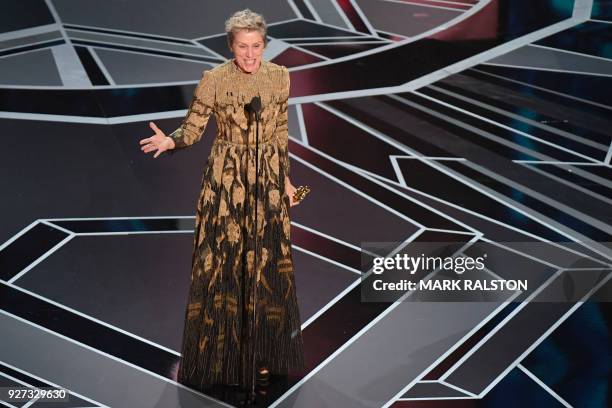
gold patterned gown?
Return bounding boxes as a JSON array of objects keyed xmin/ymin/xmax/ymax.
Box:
[{"xmin": 168, "ymin": 59, "xmax": 304, "ymax": 391}]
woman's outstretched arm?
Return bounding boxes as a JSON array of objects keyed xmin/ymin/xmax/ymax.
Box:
[{"xmin": 167, "ymin": 69, "xmax": 216, "ymax": 154}]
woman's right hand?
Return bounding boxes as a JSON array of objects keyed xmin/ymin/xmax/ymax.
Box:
[{"xmin": 139, "ymin": 121, "xmax": 175, "ymax": 158}]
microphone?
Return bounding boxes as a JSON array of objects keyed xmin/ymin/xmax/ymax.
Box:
[{"xmin": 247, "ymin": 96, "xmax": 262, "ymax": 121}]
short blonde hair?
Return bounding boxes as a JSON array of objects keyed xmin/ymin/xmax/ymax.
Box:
[{"xmin": 225, "ymin": 9, "xmax": 267, "ymax": 48}]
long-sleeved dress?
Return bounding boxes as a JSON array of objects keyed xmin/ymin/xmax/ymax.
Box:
[{"xmin": 168, "ymin": 59, "xmax": 304, "ymax": 391}]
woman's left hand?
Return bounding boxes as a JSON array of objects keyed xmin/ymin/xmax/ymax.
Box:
[{"xmin": 285, "ymin": 177, "xmax": 299, "ymax": 207}]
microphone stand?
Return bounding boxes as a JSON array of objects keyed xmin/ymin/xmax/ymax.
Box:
[
  {"xmin": 246, "ymin": 98, "xmax": 261, "ymax": 402},
  {"xmin": 252, "ymin": 109, "xmax": 259, "ymax": 401}
]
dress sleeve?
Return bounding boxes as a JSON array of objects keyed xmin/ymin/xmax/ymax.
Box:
[
  {"xmin": 274, "ymin": 66, "xmax": 291, "ymax": 177},
  {"xmin": 167, "ymin": 69, "xmax": 215, "ymax": 155}
]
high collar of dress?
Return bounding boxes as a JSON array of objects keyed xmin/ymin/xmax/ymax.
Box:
[{"xmin": 231, "ymin": 58, "xmax": 265, "ymax": 76}]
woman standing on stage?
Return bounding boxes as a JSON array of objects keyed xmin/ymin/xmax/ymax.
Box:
[{"xmin": 138, "ymin": 8, "xmax": 305, "ymax": 394}]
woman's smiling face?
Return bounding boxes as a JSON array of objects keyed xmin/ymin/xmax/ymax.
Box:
[{"xmin": 230, "ymin": 30, "xmax": 265, "ymax": 74}]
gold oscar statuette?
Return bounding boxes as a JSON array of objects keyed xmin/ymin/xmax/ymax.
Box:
[{"xmin": 292, "ymin": 185, "xmax": 310, "ymax": 203}]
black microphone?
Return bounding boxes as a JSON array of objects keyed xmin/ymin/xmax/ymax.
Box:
[{"xmin": 249, "ymin": 96, "xmax": 261, "ymax": 121}]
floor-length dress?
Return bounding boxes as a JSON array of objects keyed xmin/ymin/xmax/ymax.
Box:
[{"xmin": 168, "ymin": 59, "xmax": 304, "ymax": 391}]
